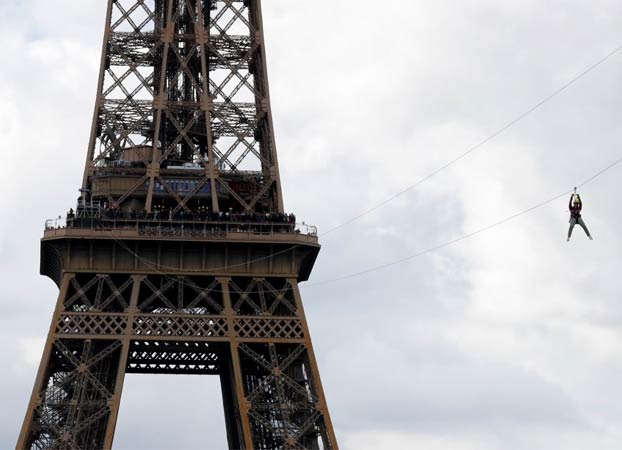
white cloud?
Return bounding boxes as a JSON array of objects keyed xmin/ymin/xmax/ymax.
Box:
[{"xmin": 1, "ymin": 0, "xmax": 621, "ymax": 449}]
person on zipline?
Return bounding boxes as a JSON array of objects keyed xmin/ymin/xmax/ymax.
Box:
[{"xmin": 567, "ymin": 188, "xmax": 593, "ymax": 241}]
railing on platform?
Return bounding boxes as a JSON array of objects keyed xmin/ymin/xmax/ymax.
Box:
[{"xmin": 44, "ymin": 216, "xmax": 318, "ymax": 238}]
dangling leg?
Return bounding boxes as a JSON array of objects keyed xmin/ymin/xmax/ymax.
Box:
[
  {"xmin": 567, "ymin": 218, "xmax": 576, "ymax": 241},
  {"xmin": 578, "ymin": 218, "xmax": 593, "ymax": 239}
]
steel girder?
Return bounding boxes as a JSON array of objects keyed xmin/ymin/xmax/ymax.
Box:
[
  {"xmin": 20, "ymin": 1, "xmax": 336, "ymax": 448},
  {"xmin": 84, "ymin": 0, "xmax": 283, "ymax": 214},
  {"xmin": 18, "ymin": 272, "xmax": 337, "ymax": 449}
]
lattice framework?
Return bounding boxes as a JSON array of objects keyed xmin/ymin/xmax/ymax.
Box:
[
  {"xmin": 85, "ymin": 0, "xmax": 283, "ymax": 215},
  {"xmin": 19, "ymin": 1, "xmax": 337, "ymax": 448},
  {"xmin": 20, "ymin": 272, "xmax": 337, "ymax": 449}
]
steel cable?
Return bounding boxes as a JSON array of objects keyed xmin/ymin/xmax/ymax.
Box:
[
  {"xmin": 102, "ymin": 154, "xmax": 622, "ymax": 291},
  {"xmin": 70, "ymin": 42, "xmax": 622, "ymax": 292},
  {"xmin": 95, "ymin": 42, "xmax": 622, "ymax": 277},
  {"xmin": 305, "ymin": 155, "xmax": 622, "ymax": 287}
]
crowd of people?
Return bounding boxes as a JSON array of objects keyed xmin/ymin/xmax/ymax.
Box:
[{"xmin": 66, "ymin": 204, "xmax": 297, "ymax": 226}]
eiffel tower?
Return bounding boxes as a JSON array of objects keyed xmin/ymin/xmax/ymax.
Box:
[{"xmin": 17, "ymin": 1, "xmax": 337, "ymax": 448}]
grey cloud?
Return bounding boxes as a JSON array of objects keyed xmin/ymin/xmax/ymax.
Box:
[{"xmin": 2, "ymin": 0, "xmax": 622, "ymax": 449}]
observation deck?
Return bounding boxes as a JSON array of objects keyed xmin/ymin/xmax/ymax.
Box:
[{"xmin": 41, "ymin": 210, "xmax": 320, "ymax": 287}]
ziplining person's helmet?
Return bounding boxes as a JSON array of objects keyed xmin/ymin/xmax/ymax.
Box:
[{"xmin": 573, "ymin": 194, "xmax": 580, "ymax": 204}]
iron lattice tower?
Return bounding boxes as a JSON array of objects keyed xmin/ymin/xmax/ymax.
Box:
[{"xmin": 17, "ymin": 1, "xmax": 337, "ymax": 449}]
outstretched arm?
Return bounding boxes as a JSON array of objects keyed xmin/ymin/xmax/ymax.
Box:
[{"xmin": 577, "ymin": 195, "xmax": 582, "ymax": 211}]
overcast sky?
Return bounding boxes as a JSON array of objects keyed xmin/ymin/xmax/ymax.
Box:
[{"xmin": 1, "ymin": 0, "xmax": 622, "ymax": 449}]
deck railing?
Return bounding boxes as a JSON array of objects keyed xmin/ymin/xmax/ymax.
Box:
[{"xmin": 44, "ymin": 216, "xmax": 318, "ymax": 238}]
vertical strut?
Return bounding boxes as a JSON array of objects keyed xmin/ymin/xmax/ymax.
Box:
[
  {"xmin": 291, "ymin": 280, "xmax": 339, "ymax": 449},
  {"xmin": 102, "ymin": 275, "xmax": 142, "ymax": 449},
  {"xmin": 197, "ymin": 0, "xmax": 220, "ymax": 212},
  {"xmin": 16, "ymin": 274, "xmax": 72, "ymax": 450},
  {"xmin": 252, "ymin": 0, "xmax": 284, "ymax": 212},
  {"xmin": 146, "ymin": 0, "xmax": 176, "ymax": 213},
  {"xmin": 83, "ymin": 1, "xmax": 114, "ymax": 189},
  {"xmin": 222, "ymin": 277, "xmax": 254, "ymax": 448}
]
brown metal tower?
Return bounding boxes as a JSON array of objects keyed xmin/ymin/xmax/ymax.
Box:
[{"xmin": 17, "ymin": 1, "xmax": 337, "ymax": 449}]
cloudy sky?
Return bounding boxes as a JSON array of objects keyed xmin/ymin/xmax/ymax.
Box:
[{"xmin": 1, "ymin": 0, "xmax": 622, "ymax": 449}]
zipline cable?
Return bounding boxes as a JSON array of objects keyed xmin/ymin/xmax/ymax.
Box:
[
  {"xmin": 319, "ymin": 43, "xmax": 622, "ymax": 238},
  {"xmin": 105, "ymin": 154, "xmax": 622, "ymax": 292},
  {"xmin": 304, "ymin": 155, "xmax": 622, "ymax": 287},
  {"xmin": 94, "ymin": 42, "xmax": 622, "ymax": 277}
]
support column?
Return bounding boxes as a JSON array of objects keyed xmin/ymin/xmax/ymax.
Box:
[
  {"xmin": 102, "ymin": 275, "xmax": 143, "ymax": 449},
  {"xmin": 16, "ymin": 274, "xmax": 73, "ymax": 450},
  {"xmin": 221, "ymin": 276, "xmax": 254, "ymax": 449},
  {"xmin": 17, "ymin": 272, "xmax": 139, "ymax": 450},
  {"xmin": 290, "ymin": 280, "xmax": 339, "ymax": 450}
]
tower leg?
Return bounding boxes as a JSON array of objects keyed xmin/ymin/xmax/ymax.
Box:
[
  {"xmin": 224, "ymin": 276, "xmax": 339, "ymax": 450},
  {"xmin": 292, "ymin": 281, "xmax": 339, "ymax": 450},
  {"xmin": 220, "ymin": 358, "xmax": 246, "ymax": 450},
  {"xmin": 16, "ymin": 274, "xmax": 72, "ymax": 450},
  {"xmin": 221, "ymin": 276, "xmax": 254, "ymax": 449},
  {"xmin": 19, "ymin": 270, "xmax": 338, "ymax": 449},
  {"xmin": 102, "ymin": 275, "xmax": 142, "ymax": 449},
  {"xmin": 17, "ymin": 273, "xmax": 136, "ymax": 450},
  {"xmin": 17, "ymin": 336, "xmax": 126, "ymax": 450}
]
